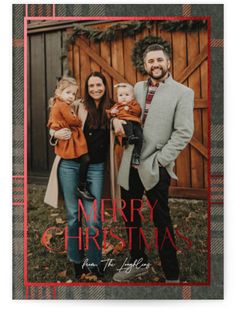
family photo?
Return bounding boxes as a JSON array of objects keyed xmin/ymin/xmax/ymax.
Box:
[{"xmin": 27, "ymin": 18, "xmax": 209, "ymax": 284}]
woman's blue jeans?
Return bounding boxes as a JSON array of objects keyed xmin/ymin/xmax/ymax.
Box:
[{"xmin": 58, "ymin": 159, "xmax": 104, "ymax": 265}]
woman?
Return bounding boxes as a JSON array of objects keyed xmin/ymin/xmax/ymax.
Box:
[{"xmin": 44, "ymin": 72, "xmax": 113, "ymax": 280}]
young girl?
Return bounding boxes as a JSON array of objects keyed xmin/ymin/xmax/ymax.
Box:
[{"xmin": 48, "ymin": 76, "xmax": 94, "ymax": 200}]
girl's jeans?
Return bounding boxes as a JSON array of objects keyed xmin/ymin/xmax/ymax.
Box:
[{"xmin": 58, "ymin": 159, "xmax": 104, "ymax": 265}]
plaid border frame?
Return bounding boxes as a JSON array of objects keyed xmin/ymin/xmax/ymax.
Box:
[{"xmin": 12, "ymin": 3, "xmax": 223, "ymax": 299}]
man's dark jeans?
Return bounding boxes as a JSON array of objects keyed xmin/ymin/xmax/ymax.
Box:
[{"xmin": 121, "ymin": 166, "xmax": 180, "ymax": 280}]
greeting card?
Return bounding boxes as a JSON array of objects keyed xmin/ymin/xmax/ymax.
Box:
[{"xmin": 12, "ymin": 3, "xmax": 223, "ymax": 299}]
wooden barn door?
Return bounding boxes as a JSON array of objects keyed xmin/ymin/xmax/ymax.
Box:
[
  {"xmin": 67, "ymin": 22, "xmax": 208, "ymax": 199},
  {"xmin": 27, "ymin": 26, "xmax": 69, "ymax": 182}
]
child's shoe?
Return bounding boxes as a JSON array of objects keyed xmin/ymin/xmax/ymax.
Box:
[
  {"xmin": 132, "ymin": 153, "xmax": 140, "ymax": 165},
  {"xmin": 77, "ymin": 183, "xmax": 95, "ymax": 201},
  {"xmin": 128, "ymin": 135, "xmax": 139, "ymax": 145}
]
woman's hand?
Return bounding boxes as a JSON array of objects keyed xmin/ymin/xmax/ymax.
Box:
[
  {"xmin": 54, "ymin": 128, "xmax": 72, "ymax": 140},
  {"xmin": 112, "ymin": 118, "xmax": 126, "ymax": 135},
  {"xmin": 111, "ymin": 107, "xmax": 119, "ymax": 115}
]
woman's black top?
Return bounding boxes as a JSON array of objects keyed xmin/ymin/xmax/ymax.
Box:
[{"xmin": 83, "ymin": 114, "xmax": 110, "ymax": 164}]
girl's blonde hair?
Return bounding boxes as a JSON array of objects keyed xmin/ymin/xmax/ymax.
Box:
[{"xmin": 48, "ymin": 76, "xmax": 78, "ymax": 108}]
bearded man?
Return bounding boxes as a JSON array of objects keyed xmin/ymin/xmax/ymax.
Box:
[{"xmin": 112, "ymin": 44, "xmax": 194, "ymax": 282}]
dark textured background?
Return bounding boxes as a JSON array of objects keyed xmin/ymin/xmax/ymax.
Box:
[{"xmin": 12, "ymin": 3, "xmax": 223, "ymax": 300}]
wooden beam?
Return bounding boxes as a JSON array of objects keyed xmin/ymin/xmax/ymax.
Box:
[
  {"xmin": 190, "ymin": 136, "xmax": 208, "ymax": 159},
  {"xmin": 194, "ymin": 99, "xmax": 207, "ymax": 109},
  {"xmin": 28, "ymin": 175, "xmax": 48, "ymax": 185},
  {"xmin": 28, "ymin": 20, "xmax": 76, "ymax": 29},
  {"xmin": 169, "ymin": 186, "xmax": 208, "ymax": 200},
  {"xmin": 27, "ymin": 20, "xmax": 113, "ymax": 34},
  {"xmin": 176, "ymin": 46, "xmax": 208, "ymax": 84},
  {"xmin": 28, "ymin": 24, "xmax": 73, "ymax": 34},
  {"xmin": 75, "ymin": 37, "xmax": 129, "ymax": 84}
]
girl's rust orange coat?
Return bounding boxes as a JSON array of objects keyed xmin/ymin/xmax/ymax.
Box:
[{"xmin": 48, "ymin": 98, "xmax": 88, "ymax": 159}]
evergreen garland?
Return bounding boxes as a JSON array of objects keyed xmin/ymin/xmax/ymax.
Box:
[
  {"xmin": 68, "ymin": 20, "xmax": 207, "ymax": 44},
  {"xmin": 69, "ymin": 21, "xmax": 154, "ymax": 44},
  {"xmin": 67, "ymin": 20, "xmax": 207, "ymax": 75}
]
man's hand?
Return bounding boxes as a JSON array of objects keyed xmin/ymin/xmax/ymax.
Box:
[
  {"xmin": 54, "ymin": 128, "xmax": 71, "ymax": 140},
  {"xmin": 112, "ymin": 118, "xmax": 126, "ymax": 135}
]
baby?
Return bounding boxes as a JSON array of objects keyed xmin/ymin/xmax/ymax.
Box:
[{"xmin": 106, "ymin": 83, "xmax": 143, "ymax": 166}]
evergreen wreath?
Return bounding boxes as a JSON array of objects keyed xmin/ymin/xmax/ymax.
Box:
[{"xmin": 131, "ymin": 36, "xmax": 171, "ymax": 75}]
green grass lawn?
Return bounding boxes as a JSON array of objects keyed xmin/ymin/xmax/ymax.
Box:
[{"xmin": 27, "ymin": 184, "xmax": 208, "ymax": 283}]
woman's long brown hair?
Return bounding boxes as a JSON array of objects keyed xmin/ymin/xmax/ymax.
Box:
[{"xmin": 84, "ymin": 72, "xmax": 113, "ymax": 129}]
